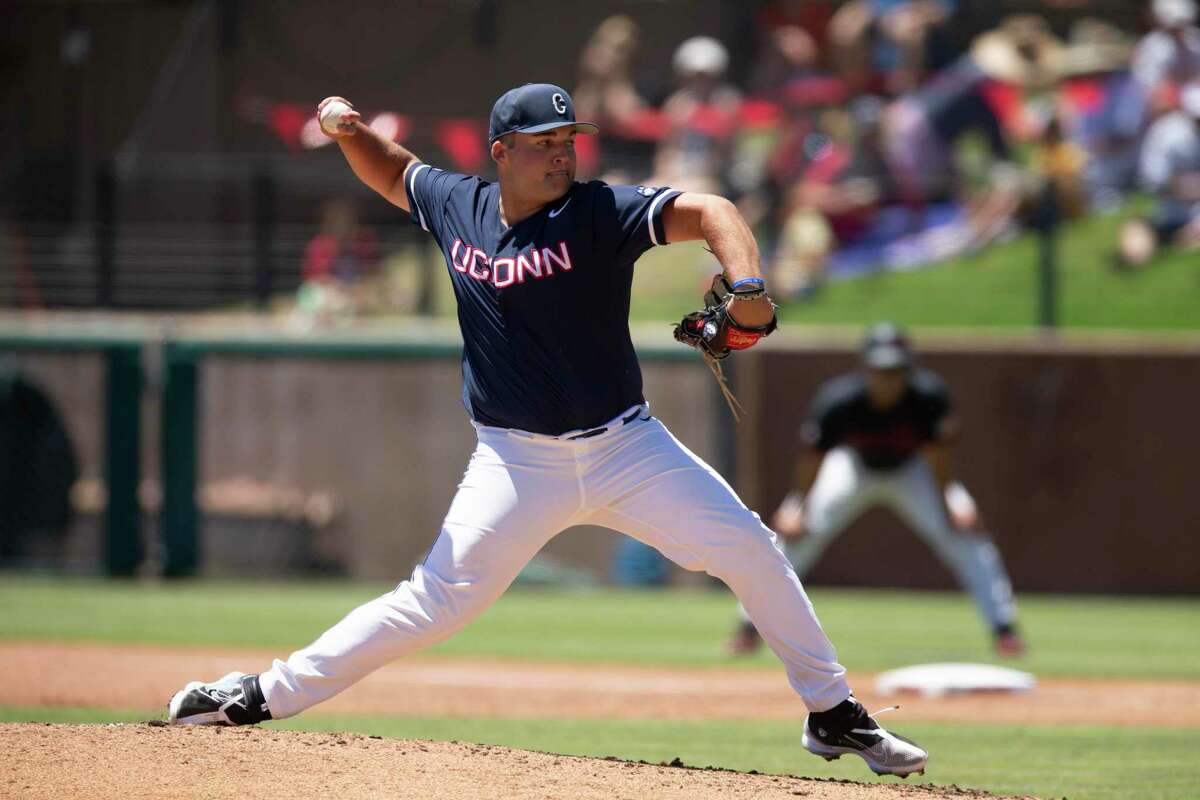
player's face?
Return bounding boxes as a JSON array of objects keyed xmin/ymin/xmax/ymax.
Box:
[
  {"xmin": 865, "ymin": 367, "xmax": 907, "ymax": 410},
  {"xmin": 497, "ymin": 127, "xmax": 577, "ymax": 204}
]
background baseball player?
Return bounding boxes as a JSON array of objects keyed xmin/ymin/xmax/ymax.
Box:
[
  {"xmin": 728, "ymin": 322, "xmax": 1024, "ymax": 657},
  {"xmin": 164, "ymin": 83, "xmax": 927, "ymax": 778}
]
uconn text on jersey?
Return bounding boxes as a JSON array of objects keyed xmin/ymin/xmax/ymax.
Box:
[{"xmin": 450, "ymin": 239, "xmax": 573, "ymax": 288}]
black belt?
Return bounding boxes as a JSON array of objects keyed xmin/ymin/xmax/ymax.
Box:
[{"xmin": 566, "ymin": 408, "xmax": 644, "ymax": 440}]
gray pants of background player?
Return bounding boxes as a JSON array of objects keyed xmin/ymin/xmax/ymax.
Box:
[{"xmin": 742, "ymin": 446, "xmax": 1016, "ymax": 632}]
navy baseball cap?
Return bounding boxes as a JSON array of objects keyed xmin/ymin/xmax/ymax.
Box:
[
  {"xmin": 862, "ymin": 322, "xmax": 913, "ymax": 370},
  {"xmin": 488, "ymin": 83, "xmax": 599, "ymax": 143}
]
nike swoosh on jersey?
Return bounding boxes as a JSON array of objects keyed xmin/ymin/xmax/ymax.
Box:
[{"xmin": 548, "ymin": 198, "xmax": 571, "ymax": 218}]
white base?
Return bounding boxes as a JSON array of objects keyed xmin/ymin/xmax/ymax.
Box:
[{"xmin": 875, "ymin": 662, "xmax": 1036, "ymax": 697}]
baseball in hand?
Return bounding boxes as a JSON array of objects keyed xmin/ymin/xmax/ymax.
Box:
[{"xmin": 319, "ymin": 100, "xmax": 355, "ymax": 135}]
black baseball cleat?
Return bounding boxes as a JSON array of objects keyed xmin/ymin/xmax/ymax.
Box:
[
  {"xmin": 167, "ymin": 672, "xmax": 272, "ymax": 726},
  {"xmin": 802, "ymin": 696, "xmax": 928, "ymax": 778},
  {"xmin": 994, "ymin": 624, "xmax": 1027, "ymax": 658}
]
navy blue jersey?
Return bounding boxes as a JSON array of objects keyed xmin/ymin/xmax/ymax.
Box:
[
  {"xmin": 801, "ymin": 368, "xmax": 951, "ymax": 470},
  {"xmin": 405, "ymin": 163, "xmax": 680, "ymax": 435}
]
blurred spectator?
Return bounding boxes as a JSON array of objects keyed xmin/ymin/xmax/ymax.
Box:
[
  {"xmin": 738, "ymin": 25, "xmax": 846, "ymax": 211},
  {"xmin": 750, "ymin": 23, "xmax": 823, "ymax": 95},
  {"xmin": 1132, "ymin": 0, "xmax": 1200, "ymax": 115},
  {"xmin": 572, "ymin": 15, "xmax": 657, "ymax": 183},
  {"xmin": 829, "ymin": 0, "xmax": 960, "ymax": 95},
  {"xmin": 736, "ymin": 25, "xmax": 849, "ymax": 292},
  {"xmin": 1056, "ymin": 18, "xmax": 1145, "ymax": 211},
  {"xmin": 881, "ymin": 16, "xmax": 1061, "ymax": 225},
  {"xmin": 297, "ymin": 199, "xmax": 379, "ymax": 322},
  {"xmin": 771, "ymin": 96, "xmax": 896, "ymax": 297},
  {"xmin": 1118, "ymin": 79, "xmax": 1200, "ymax": 266},
  {"xmin": 302, "ymin": 198, "xmax": 379, "ymax": 285},
  {"xmin": 882, "ymin": 55, "xmax": 1003, "ymax": 208},
  {"xmin": 652, "ymin": 36, "xmax": 742, "ymax": 194},
  {"xmin": 757, "ymin": 0, "xmax": 839, "ymax": 49},
  {"xmin": 1028, "ymin": 114, "xmax": 1088, "ymax": 220}
]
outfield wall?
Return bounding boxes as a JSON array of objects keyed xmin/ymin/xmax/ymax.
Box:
[
  {"xmin": 6, "ymin": 330, "xmax": 1198, "ymax": 593},
  {"xmin": 8, "ymin": 340, "xmax": 722, "ymax": 582},
  {"xmin": 191, "ymin": 353, "xmax": 722, "ymax": 582}
]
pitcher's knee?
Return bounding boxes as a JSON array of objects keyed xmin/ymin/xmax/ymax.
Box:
[
  {"xmin": 389, "ymin": 564, "xmax": 504, "ymax": 634},
  {"xmin": 704, "ymin": 525, "xmax": 791, "ymax": 583}
]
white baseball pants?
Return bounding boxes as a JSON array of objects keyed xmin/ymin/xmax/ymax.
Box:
[
  {"xmin": 259, "ymin": 409, "xmax": 851, "ymax": 719},
  {"xmin": 748, "ymin": 446, "xmax": 1016, "ymax": 631}
]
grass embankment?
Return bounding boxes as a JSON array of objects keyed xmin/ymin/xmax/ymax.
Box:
[{"xmin": 626, "ymin": 203, "xmax": 1200, "ymax": 331}]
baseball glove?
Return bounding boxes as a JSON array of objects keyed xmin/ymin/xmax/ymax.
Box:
[
  {"xmin": 673, "ymin": 274, "xmax": 778, "ymax": 419},
  {"xmin": 673, "ymin": 274, "xmax": 778, "ymax": 361}
]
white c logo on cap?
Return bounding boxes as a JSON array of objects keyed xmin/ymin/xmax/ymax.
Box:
[{"xmin": 552, "ymin": 93, "xmax": 567, "ymax": 115}]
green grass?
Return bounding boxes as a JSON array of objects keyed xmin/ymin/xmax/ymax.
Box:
[
  {"xmin": 629, "ymin": 202, "xmax": 1200, "ymax": 331},
  {"xmin": 2, "ymin": 707, "xmax": 1194, "ymax": 800},
  {"xmin": 3, "ymin": 577, "xmax": 1198, "ymax": 679}
]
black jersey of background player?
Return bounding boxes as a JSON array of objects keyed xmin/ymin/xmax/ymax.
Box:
[
  {"xmin": 405, "ymin": 163, "xmax": 679, "ymax": 435},
  {"xmin": 802, "ymin": 368, "xmax": 951, "ymax": 470}
]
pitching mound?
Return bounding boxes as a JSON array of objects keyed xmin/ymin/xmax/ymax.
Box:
[{"xmin": 3, "ymin": 723, "xmax": 1018, "ymax": 800}]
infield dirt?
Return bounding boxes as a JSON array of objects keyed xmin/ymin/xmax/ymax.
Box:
[
  {"xmin": 3, "ymin": 723, "xmax": 1023, "ymax": 800},
  {"xmin": 3, "ymin": 641, "xmax": 1198, "ymax": 727},
  {"xmin": 4, "ymin": 641, "xmax": 1197, "ymax": 799}
]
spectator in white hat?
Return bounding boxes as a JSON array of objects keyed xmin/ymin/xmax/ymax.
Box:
[
  {"xmin": 1132, "ymin": 0, "xmax": 1200, "ymax": 113},
  {"xmin": 652, "ymin": 36, "xmax": 742, "ymax": 194},
  {"xmin": 1117, "ymin": 79, "xmax": 1200, "ymax": 265}
]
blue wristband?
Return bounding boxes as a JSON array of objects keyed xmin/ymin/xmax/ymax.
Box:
[{"xmin": 731, "ymin": 277, "xmax": 765, "ymax": 290}]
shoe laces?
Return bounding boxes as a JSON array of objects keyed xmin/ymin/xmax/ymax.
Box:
[{"xmin": 850, "ymin": 705, "xmax": 900, "ymax": 736}]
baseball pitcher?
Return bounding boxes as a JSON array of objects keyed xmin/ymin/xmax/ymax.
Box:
[{"xmin": 166, "ymin": 84, "xmax": 927, "ymax": 778}]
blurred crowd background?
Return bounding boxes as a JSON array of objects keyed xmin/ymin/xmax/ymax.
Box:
[
  {"xmin": 3, "ymin": 0, "xmax": 1199, "ymax": 317},
  {"xmin": 578, "ymin": 0, "xmax": 1200, "ymax": 297}
]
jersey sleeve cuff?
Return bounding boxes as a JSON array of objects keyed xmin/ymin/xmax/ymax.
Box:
[
  {"xmin": 647, "ymin": 189, "xmax": 680, "ymax": 246},
  {"xmin": 405, "ymin": 162, "xmax": 431, "ymax": 231}
]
